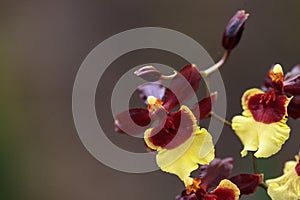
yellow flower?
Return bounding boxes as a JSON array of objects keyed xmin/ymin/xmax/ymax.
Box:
[
  {"xmin": 232, "ymin": 65, "xmax": 291, "ymax": 158},
  {"xmin": 266, "ymin": 154, "xmax": 300, "ymax": 200},
  {"xmin": 144, "ymin": 105, "xmax": 215, "ymax": 181}
]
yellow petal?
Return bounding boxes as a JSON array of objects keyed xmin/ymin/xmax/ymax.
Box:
[
  {"xmin": 144, "ymin": 105, "xmax": 215, "ymax": 181},
  {"xmin": 157, "ymin": 126, "xmax": 214, "ymax": 181},
  {"xmin": 266, "ymin": 160, "xmax": 300, "ymax": 200},
  {"xmin": 232, "ymin": 115, "xmax": 290, "ymax": 158}
]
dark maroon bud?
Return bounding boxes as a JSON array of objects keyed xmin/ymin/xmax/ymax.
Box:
[
  {"xmin": 134, "ymin": 66, "xmax": 162, "ymax": 82},
  {"xmin": 222, "ymin": 10, "xmax": 249, "ymax": 50}
]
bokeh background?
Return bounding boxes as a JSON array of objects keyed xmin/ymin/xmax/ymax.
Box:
[{"xmin": 1, "ymin": 0, "xmax": 300, "ymax": 199}]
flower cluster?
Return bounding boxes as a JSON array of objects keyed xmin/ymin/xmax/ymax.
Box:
[{"xmin": 113, "ymin": 9, "xmax": 300, "ymax": 200}]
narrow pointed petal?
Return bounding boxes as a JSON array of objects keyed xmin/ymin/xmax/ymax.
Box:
[
  {"xmin": 114, "ymin": 108, "xmax": 151, "ymax": 135},
  {"xmin": 191, "ymin": 92, "xmax": 218, "ymax": 121},
  {"xmin": 230, "ymin": 174, "xmax": 263, "ymax": 195},
  {"xmin": 163, "ymin": 64, "xmax": 201, "ymax": 111}
]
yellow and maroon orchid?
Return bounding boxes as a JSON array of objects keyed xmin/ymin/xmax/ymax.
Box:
[
  {"xmin": 114, "ymin": 64, "xmax": 217, "ymax": 182},
  {"xmin": 176, "ymin": 158, "xmax": 263, "ymax": 200},
  {"xmin": 232, "ymin": 64, "xmax": 292, "ymax": 158}
]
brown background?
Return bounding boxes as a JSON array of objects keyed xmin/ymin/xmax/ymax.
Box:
[{"xmin": 1, "ymin": 0, "xmax": 300, "ymax": 199}]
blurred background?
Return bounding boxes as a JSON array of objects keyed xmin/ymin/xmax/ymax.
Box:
[{"xmin": 1, "ymin": 0, "xmax": 300, "ymax": 199}]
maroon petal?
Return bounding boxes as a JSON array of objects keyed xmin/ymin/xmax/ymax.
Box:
[
  {"xmin": 284, "ymin": 75, "xmax": 300, "ymax": 95},
  {"xmin": 222, "ymin": 10, "xmax": 249, "ymax": 50},
  {"xmin": 138, "ymin": 82, "xmax": 165, "ymax": 104},
  {"xmin": 230, "ymin": 174, "xmax": 263, "ymax": 195},
  {"xmin": 199, "ymin": 157, "xmax": 234, "ymax": 190},
  {"xmin": 163, "ymin": 64, "xmax": 201, "ymax": 111},
  {"xmin": 248, "ymin": 91, "xmax": 288, "ymax": 123},
  {"xmin": 296, "ymin": 158, "xmax": 300, "ymax": 176},
  {"xmin": 287, "ymin": 96, "xmax": 300, "ymax": 119},
  {"xmin": 145, "ymin": 108, "xmax": 195, "ymax": 150},
  {"xmin": 285, "ymin": 65, "xmax": 300, "ymax": 80},
  {"xmin": 114, "ymin": 108, "xmax": 151, "ymax": 135},
  {"xmin": 191, "ymin": 92, "xmax": 218, "ymax": 121}
]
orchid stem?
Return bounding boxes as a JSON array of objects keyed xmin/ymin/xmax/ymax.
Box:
[
  {"xmin": 202, "ymin": 50, "xmax": 231, "ymax": 77},
  {"xmin": 210, "ymin": 112, "xmax": 232, "ymax": 127},
  {"xmin": 250, "ymin": 151, "xmax": 258, "ymax": 174},
  {"xmin": 250, "ymin": 152, "xmax": 269, "ymax": 191}
]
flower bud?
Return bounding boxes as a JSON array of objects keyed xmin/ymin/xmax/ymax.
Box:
[
  {"xmin": 222, "ymin": 10, "xmax": 249, "ymax": 50},
  {"xmin": 134, "ymin": 66, "xmax": 162, "ymax": 82}
]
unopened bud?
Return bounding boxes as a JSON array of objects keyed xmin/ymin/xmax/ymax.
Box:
[
  {"xmin": 222, "ymin": 10, "xmax": 249, "ymax": 50},
  {"xmin": 134, "ymin": 66, "xmax": 162, "ymax": 82}
]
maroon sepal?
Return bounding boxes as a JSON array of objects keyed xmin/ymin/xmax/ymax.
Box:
[
  {"xmin": 296, "ymin": 159, "xmax": 300, "ymax": 176},
  {"xmin": 284, "ymin": 75, "xmax": 300, "ymax": 94},
  {"xmin": 138, "ymin": 82, "xmax": 165, "ymax": 104},
  {"xmin": 114, "ymin": 108, "xmax": 151, "ymax": 135},
  {"xmin": 199, "ymin": 157, "xmax": 233, "ymax": 191},
  {"xmin": 163, "ymin": 64, "xmax": 201, "ymax": 111},
  {"xmin": 287, "ymin": 96, "xmax": 300, "ymax": 119},
  {"xmin": 222, "ymin": 10, "xmax": 249, "ymax": 50},
  {"xmin": 284, "ymin": 65, "xmax": 300, "ymax": 119},
  {"xmin": 192, "ymin": 92, "xmax": 218, "ymax": 121},
  {"xmin": 230, "ymin": 174, "xmax": 263, "ymax": 195}
]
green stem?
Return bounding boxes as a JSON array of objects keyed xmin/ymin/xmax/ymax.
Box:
[{"xmin": 202, "ymin": 50, "xmax": 230, "ymax": 77}]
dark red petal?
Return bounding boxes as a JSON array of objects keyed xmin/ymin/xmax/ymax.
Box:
[
  {"xmin": 230, "ymin": 174, "xmax": 263, "ymax": 195},
  {"xmin": 222, "ymin": 10, "xmax": 249, "ymax": 50},
  {"xmin": 146, "ymin": 109, "xmax": 194, "ymax": 150},
  {"xmin": 248, "ymin": 91, "xmax": 287, "ymax": 123},
  {"xmin": 163, "ymin": 64, "xmax": 201, "ymax": 111},
  {"xmin": 288, "ymin": 96, "xmax": 300, "ymax": 119},
  {"xmin": 199, "ymin": 157, "xmax": 233, "ymax": 191},
  {"xmin": 138, "ymin": 82, "xmax": 165, "ymax": 104},
  {"xmin": 114, "ymin": 108, "xmax": 151, "ymax": 135},
  {"xmin": 192, "ymin": 92, "xmax": 218, "ymax": 121}
]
